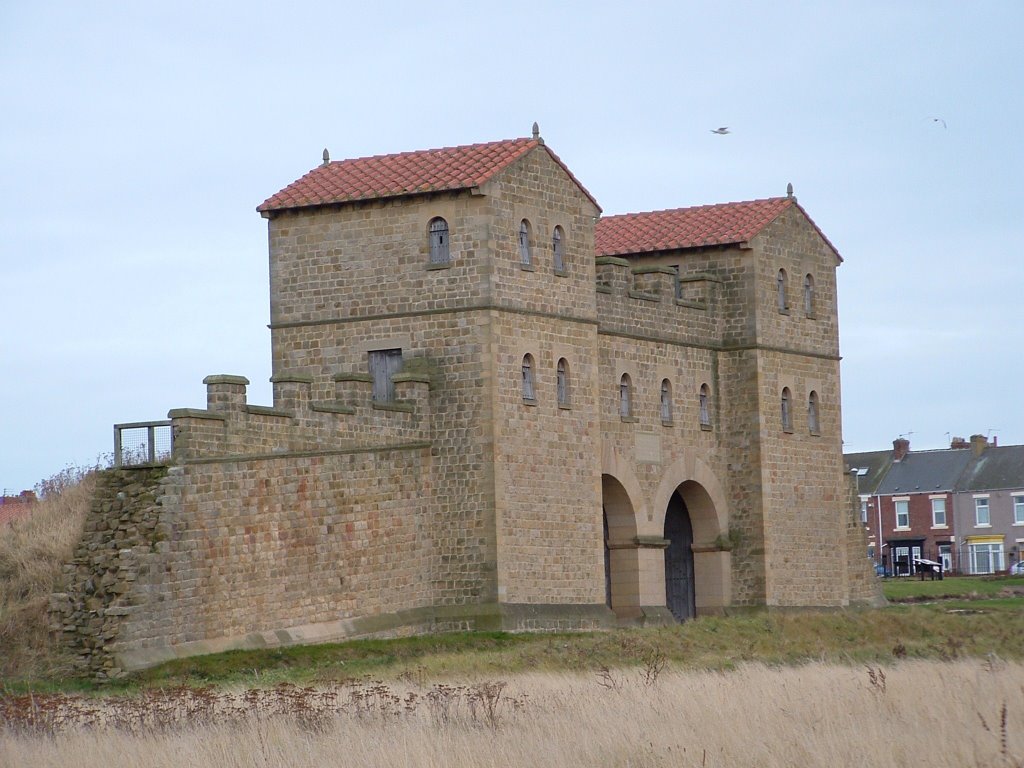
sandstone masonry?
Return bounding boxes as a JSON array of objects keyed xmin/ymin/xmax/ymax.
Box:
[{"xmin": 56, "ymin": 131, "xmax": 882, "ymax": 677}]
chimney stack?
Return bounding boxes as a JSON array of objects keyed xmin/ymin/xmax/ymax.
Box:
[
  {"xmin": 950, "ymin": 436, "xmax": 969, "ymax": 449},
  {"xmin": 893, "ymin": 437, "xmax": 910, "ymax": 462},
  {"xmin": 970, "ymin": 434, "xmax": 988, "ymax": 457}
]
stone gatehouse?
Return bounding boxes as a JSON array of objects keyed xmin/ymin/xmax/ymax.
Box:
[{"xmin": 54, "ymin": 127, "xmax": 880, "ymax": 677}]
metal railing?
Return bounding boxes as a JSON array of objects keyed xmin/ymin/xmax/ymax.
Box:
[{"xmin": 114, "ymin": 421, "xmax": 173, "ymax": 467}]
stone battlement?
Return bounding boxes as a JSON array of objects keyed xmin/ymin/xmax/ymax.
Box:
[
  {"xmin": 169, "ymin": 371, "xmax": 432, "ymax": 462},
  {"xmin": 594, "ymin": 256, "xmax": 722, "ymax": 345}
]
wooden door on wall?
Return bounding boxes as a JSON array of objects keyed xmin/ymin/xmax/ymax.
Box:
[
  {"xmin": 603, "ymin": 510, "xmax": 612, "ymax": 608},
  {"xmin": 664, "ymin": 491, "xmax": 695, "ymax": 621}
]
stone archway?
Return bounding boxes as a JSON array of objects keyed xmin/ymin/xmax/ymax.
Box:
[
  {"xmin": 602, "ymin": 474, "xmax": 640, "ymax": 620},
  {"xmin": 653, "ymin": 460, "xmax": 732, "ymax": 618}
]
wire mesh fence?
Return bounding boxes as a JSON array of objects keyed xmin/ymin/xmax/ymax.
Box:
[{"xmin": 114, "ymin": 421, "xmax": 173, "ymax": 467}]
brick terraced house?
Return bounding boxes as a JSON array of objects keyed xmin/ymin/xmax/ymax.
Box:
[
  {"xmin": 847, "ymin": 435, "xmax": 1024, "ymax": 575},
  {"xmin": 54, "ymin": 128, "xmax": 880, "ymax": 678}
]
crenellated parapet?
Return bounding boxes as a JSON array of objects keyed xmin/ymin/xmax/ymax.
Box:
[
  {"xmin": 169, "ymin": 370, "xmax": 432, "ymax": 462},
  {"xmin": 594, "ymin": 257, "xmax": 722, "ymax": 345}
]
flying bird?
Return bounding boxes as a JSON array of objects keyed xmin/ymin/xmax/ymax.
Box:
[
  {"xmin": 929, "ymin": 117, "xmax": 947, "ymax": 129},
  {"xmin": 710, "ymin": 127, "xmax": 730, "ymax": 135}
]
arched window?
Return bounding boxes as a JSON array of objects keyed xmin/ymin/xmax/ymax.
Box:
[
  {"xmin": 552, "ymin": 226, "xmax": 565, "ymax": 272},
  {"xmin": 781, "ymin": 387, "xmax": 793, "ymax": 432},
  {"xmin": 619, "ymin": 373, "xmax": 633, "ymax": 418},
  {"xmin": 519, "ymin": 220, "xmax": 532, "ymax": 266},
  {"xmin": 557, "ymin": 358, "xmax": 570, "ymax": 407},
  {"xmin": 522, "ymin": 354, "xmax": 535, "ymax": 401},
  {"xmin": 699, "ymin": 383, "xmax": 711, "ymax": 428},
  {"xmin": 808, "ymin": 390, "xmax": 820, "ymax": 434},
  {"xmin": 803, "ymin": 274, "xmax": 815, "ymax": 316},
  {"xmin": 429, "ymin": 217, "xmax": 450, "ymax": 265},
  {"xmin": 660, "ymin": 379, "xmax": 673, "ymax": 423},
  {"xmin": 777, "ymin": 269, "xmax": 788, "ymax": 312}
]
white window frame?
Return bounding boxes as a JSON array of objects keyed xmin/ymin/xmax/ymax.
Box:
[
  {"xmin": 974, "ymin": 495, "xmax": 991, "ymax": 527},
  {"xmin": 1013, "ymin": 494, "xmax": 1024, "ymax": 525},
  {"xmin": 930, "ymin": 496, "xmax": 947, "ymax": 528},
  {"xmin": 968, "ymin": 542, "xmax": 1004, "ymax": 575},
  {"xmin": 894, "ymin": 497, "xmax": 910, "ymax": 530}
]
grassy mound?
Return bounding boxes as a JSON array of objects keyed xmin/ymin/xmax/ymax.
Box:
[{"xmin": 0, "ymin": 468, "xmax": 95, "ymax": 680}]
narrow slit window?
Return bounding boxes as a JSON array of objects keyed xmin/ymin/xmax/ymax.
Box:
[
  {"xmin": 557, "ymin": 358, "xmax": 570, "ymax": 407},
  {"xmin": 808, "ymin": 390, "xmax": 820, "ymax": 434},
  {"xmin": 699, "ymin": 384, "xmax": 711, "ymax": 427},
  {"xmin": 552, "ymin": 226, "xmax": 565, "ymax": 272},
  {"xmin": 781, "ymin": 387, "xmax": 793, "ymax": 431},
  {"xmin": 619, "ymin": 373, "xmax": 632, "ymax": 418},
  {"xmin": 777, "ymin": 268, "xmax": 788, "ymax": 312},
  {"xmin": 660, "ymin": 379, "xmax": 672, "ymax": 422},
  {"xmin": 519, "ymin": 220, "xmax": 532, "ymax": 266},
  {"xmin": 522, "ymin": 354, "xmax": 535, "ymax": 401},
  {"xmin": 429, "ymin": 217, "xmax": 450, "ymax": 264},
  {"xmin": 803, "ymin": 274, "xmax": 815, "ymax": 316}
]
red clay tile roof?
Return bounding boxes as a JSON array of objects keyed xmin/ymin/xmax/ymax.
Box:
[
  {"xmin": 596, "ymin": 198, "xmax": 841, "ymax": 261},
  {"xmin": 258, "ymin": 137, "xmax": 600, "ymax": 213}
]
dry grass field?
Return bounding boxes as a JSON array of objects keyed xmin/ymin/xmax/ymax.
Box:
[
  {"xmin": 0, "ymin": 467, "xmax": 93, "ymax": 680},
  {"xmin": 4, "ymin": 471, "xmax": 1024, "ymax": 766},
  {"xmin": 2, "ymin": 660, "xmax": 1023, "ymax": 767}
]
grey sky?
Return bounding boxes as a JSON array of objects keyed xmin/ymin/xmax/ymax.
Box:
[{"xmin": 2, "ymin": 1, "xmax": 1022, "ymax": 492}]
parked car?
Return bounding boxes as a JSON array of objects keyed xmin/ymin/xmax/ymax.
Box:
[{"xmin": 1010, "ymin": 561, "xmax": 1024, "ymax": 575}]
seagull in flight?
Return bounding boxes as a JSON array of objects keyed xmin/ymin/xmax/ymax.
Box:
[
  {"xmin": 929, "ymin": 117, "xmax": 947, "ymax": 129},
  {"xmin": 710, "ymin": 126, "xmax": 730, "ymax": 135}
]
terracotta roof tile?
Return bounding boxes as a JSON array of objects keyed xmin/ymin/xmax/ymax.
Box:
[
  {"xmin": 595, "ymin": 197, "xmax": 841, "ymax": 261},
  {"xmin": 258, "ymin": 137, "xmax": 600, "ymax": 213}
]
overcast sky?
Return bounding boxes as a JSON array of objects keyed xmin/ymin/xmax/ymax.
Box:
[{"xmin": 2, "ymin": 1, "xmax": 1022, "ymax": 492}]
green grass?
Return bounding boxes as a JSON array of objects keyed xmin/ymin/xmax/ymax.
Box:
[
  {"xmin": 881, "ymin": 574, "xmax": 1024, "ymax": 601},
  {"xmin": 8, "ymin": 600, "xmax": 1019, "ymax": 694}
]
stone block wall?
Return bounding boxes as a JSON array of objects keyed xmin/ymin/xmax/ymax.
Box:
[{"xmin": 51, "ymin": 467, "xmax": 170, "ymax": 679}]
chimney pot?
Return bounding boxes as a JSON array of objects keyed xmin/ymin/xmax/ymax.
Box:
[{"xmin": 893, "ymin": 437, "xmax": 910, "ymax": 462}]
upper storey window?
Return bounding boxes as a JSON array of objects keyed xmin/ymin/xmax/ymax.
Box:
[
  {"xmin": 803, "ymin": 274, "xmax": 815, "ymax": 316},
  {"xmin": 777, "ymin": 269, "xmax": 789, "ymax": 313},
  {"xmin": 781, "ymin": 387, "xmax": 793, "ymax": 432},
  {"xmin": 699, "ymin": 384, "xmax": 711, "ymax": 429},
  {"xmin": 429, "ymin": 217, "xmax": 450, "ymax": 265},
  {"xmin": 660, "ymin": 379, "xmax": 673, "ymax": 423},
  {"xmin": 619, "ymin": 374, "xmax": 633, "ymax": 419},
  {"xmin": 557, "ymin": 358, "xmax": 571, "ymax": 407},
  {"xmin": 522, "ymin": 354, "xmax": 536, "ymax": 402},
  {"xmin": 808, "ymin": 390, "xmax": 820, "ymax": 435},
  {"xmin": 552, "ymin": 226, "xmax": 565, "ymax": 272},
  {"xmin": 519, "ymin": 220, "xmax": 532, "ymax": 267}
]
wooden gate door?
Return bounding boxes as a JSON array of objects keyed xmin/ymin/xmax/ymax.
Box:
[
  {"xmin": 664, "ymin": 492, "xmax": 695, "ymax": 621},
  {"xmin": 603, "ymin": 510, "xmax": 612, "ymax": 608}
]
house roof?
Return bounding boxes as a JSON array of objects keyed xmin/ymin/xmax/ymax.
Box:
[
  {"xmin": 875, "ymin": 449, "xmax": 975, "ymax": 496},
  {"xmin": 843, "ymin": 450, "xmax": 893, "ymax": 495},
  {"xmin": 955, "ymin": 445, "xmax": 1024, "ymax": 492},
  {"xmin": 257, "ymin": 137, "xmax": 600, "ymax": 214},
  {"xmin": 595, "ymin": 197, "xmax": 841, "ymax": 261}
]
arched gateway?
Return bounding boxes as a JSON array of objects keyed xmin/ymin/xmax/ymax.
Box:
[{"xmin": 602, "ymin": 461, "xmax": 732, "ymax": 624}]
